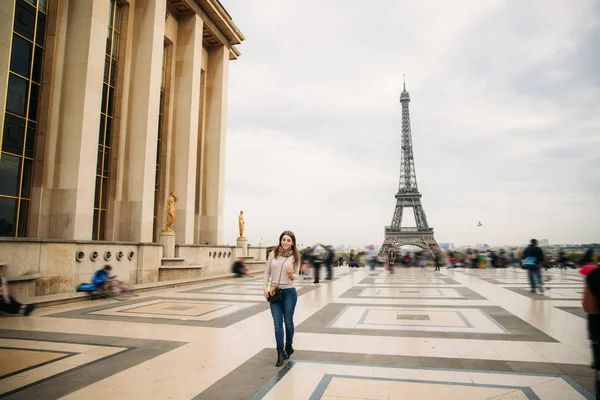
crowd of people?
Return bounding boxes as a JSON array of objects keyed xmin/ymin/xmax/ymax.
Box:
[{"xmin": 299, "ymin": 244, "xmax": 337, "ymax": 283}]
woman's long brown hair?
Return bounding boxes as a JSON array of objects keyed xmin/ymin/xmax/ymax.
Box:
[{"xmin": 273, "ymin": 231, "xmax": 300, "ymax": 267}]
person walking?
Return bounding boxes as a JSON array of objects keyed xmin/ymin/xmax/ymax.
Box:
[
  {"xmin": 312, "ymin": 250, "xmax": 323, "ymax": 283},
  {"xmin": 0, "ymin": 277, "xmax": 35, "ymax": 316},
  {"xmin": 471, "ymin": 250, "xmax": 479, "ymax": 269},
  {"xmin": 263, "ymin": 231, "xmax": 301, "ymax": 367},
  {"xmin": 349, "ymin": 250, "xmax": 356, "ymax": 268},
  {"xmin": 418, "ymin": 252, "xmax": 427, "ymax": 270},
  {"xmin": 324, "ymin": 246, "xmax": 335, "ymax": 280},
  {"xmin": 521, "ymin": 239, "xmax": 545, "ymax": 294},
  {"xmin": 434, "ymin": 255, "xmax": 442, "ymax": 271},
  {"xmin": 448, "ymin": 252, "xmax": 456, "ymax": 269},
  {"xmin": 581, "ymin": 249, "xmax": 595, "ymax": 267},
  {"xmin": 367, "ymin": 245, "xmax": 377, "ymax": 271},
  {"xmin": 582, "ymin": 266, "xmax": 600, "ymax": 398},
  {"xmin": 387, "ymin": 247, "xmax": 397, "ymax": 274},
  {"xmin": 558, "ymin": 249, "xmax": 568, "ymax": 269},
  {"xmin": 300, "ymin": 246, "xmax": 313, "ymax": 275}
]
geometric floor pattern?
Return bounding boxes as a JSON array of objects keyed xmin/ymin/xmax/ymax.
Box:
[{"xmin": 0, "ymin": 266, "xmax": 593, "ymax": 399}]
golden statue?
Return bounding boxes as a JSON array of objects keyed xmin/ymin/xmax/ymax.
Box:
[
  {"xmin": 163, "ymin": 192, "xmax": 179, "ymax": 232},
  {"xmin": 238, "ymin": 210, "xmax": 245, "ymax": 238}
]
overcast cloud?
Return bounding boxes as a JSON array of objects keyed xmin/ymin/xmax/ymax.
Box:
[{"xmin": 220, "ymin": 0, "xmax": 600, "ymax": 248}]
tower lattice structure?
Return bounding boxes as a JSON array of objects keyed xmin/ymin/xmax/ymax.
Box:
[{"xmin": 380, "ymin": 80, "xmax": 442, "ymax": 258}]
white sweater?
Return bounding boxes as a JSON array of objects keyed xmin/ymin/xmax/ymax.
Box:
[{"xmin": 263, "ymin": 251, "xmax": 299, "ymax": 289}]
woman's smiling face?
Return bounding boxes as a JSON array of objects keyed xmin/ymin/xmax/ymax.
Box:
[{"xmin": 281, "ymin": 235, "xmax": 293, "ymax": 250}]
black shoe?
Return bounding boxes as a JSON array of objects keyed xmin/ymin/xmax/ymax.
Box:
[
  {"xmin": 285, "ymin": 343, "xmax": 294, "ymax": 357},
  {"xmin": 313, "ymin": 280, "xmax": 319, "ymax": 284},
  {"xmin": 275, "ymin": 347, "xmax": 288, "ymax": 367},
  {"xmin": 24, "ymin": 304, "xmax": 36, "ymax": 316}
]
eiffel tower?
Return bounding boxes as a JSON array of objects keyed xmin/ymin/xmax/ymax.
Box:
[{"xmin": 380, "ymin": 79, "xmax": 442, "ymax": 259}]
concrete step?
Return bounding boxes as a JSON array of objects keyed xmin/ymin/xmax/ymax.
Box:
[
  {"xmin": 161, "ymin": 257, "xmax": 186, "ymax": 267},
  {"xmin": 159, "ymin": 264, "xmax": 205, "ymax": 270},
  {"xmin": 26, "ymin": 268, "xmax": 266, "ymax": 307}
]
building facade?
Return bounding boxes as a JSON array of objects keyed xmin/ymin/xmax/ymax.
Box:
[{"xmin": 0, "ymin": 0, "xmax": 243, "ymax": 245}]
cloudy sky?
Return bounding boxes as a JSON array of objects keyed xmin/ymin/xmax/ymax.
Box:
[{"xmin": 220, "ymin": 0, "xmax": 600, "ymax": 248}]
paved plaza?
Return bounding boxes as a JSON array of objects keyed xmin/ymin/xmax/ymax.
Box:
[{"xmin": 0, "ymin": 267, "xmax": 594, "ymax": 399}]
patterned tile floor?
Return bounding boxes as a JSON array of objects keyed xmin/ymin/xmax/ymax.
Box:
[{"xmin": 0, "ymin": 266, "xmax": 593, "ymax": 399}]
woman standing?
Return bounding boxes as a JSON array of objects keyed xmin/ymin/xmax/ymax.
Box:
[{"xmin": 264, "ymin": 231, "xmax": 301, "ymax": 367}]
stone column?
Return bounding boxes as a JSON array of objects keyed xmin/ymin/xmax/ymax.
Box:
[
  {"xmin": 0, "ymin": 1, "xmax": 15, "ymax": 129},
  {"xmin": 171, "ymin": 15, "xmax": 203, "ymax": 244},
  {"xmin": 119, "ymin": 0, "xmax": 166, "ymax": 242},
  {"xmin": 200, "ymin": 45, "xmax": 229, "ymax": 245},
  {"xmin": 27, "ymin": 0, "xmax": 69, "ymax": 237},
  {"xmin": 47, "ymin": 0, "xmax": 110, "ymax": 239}
]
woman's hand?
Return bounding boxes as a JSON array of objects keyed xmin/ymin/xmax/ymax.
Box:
[
  {"xmin": 286, "ymin": 266, "xmax": 294, "ymax": 279},
  {"xmin": 269, "ymin": 286, "xmax": 277, "ymax": 297},
  {"xmin": 263, "ymin": 288, "xmax": 269, "ymax": 300}
]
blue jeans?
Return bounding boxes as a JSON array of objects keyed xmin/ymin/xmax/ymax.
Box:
[
  {"xmin": 269, "ymin": 288, "xmax": 298, "ymax": 348},
  {"xmin": 527, "ymin": 267, "xmax": 542, "ymax": 289},
  {"xmin": 369, "ymin": 258, "xmax": 376, "ymax": 271}
]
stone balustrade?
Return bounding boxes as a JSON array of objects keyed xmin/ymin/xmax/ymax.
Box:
[{"xmin": 0, "ymin": 238, "xmax": 267, "ymax": 300}]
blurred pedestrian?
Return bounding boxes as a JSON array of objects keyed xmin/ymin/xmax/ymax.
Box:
[
  {"xmin": 0, "ymin": 277, "xmax": 35, "ymax": 316},
  {"xmin": 471, "ymin": 250, "xmax": 478, "ymax": 269},
  {"xmin": 558, "ymin": 249, "xmax": 568, "ymax": 269},
  {"xmin": 349, "ymin": 250, "xmax": 356, "ymax": 268},
  {"xmin": 418, "ymin": 252, "xmax": 426, "ymax": 270},
  {"xmin": 301, "ymin": 246, "xmax": 313, "ymax": 275},
  {"xmin": 312, "ymin": 250, "xmax": 323, "ymax": 283},
  {"xmin": 387, "ymin": 247, "xmax": 397, "ymax": 274},
  {"xmin": 402, "ymin": 254, "xmax": 410, "ymax": 268},
  {"xmin": 521, "ymin": 239, "xmax": 545, "ymax": 294},
  {"xmin": 448, "ymin": 252, "xmax": 456, "ymax": 269},
  {"xmin": 232, "ymin": 257, "xmax": 248, "ymax": 277},
  {"xmin": 367, "ymin": 245, "xmax": 377, "ymax": 271},
  {"xmin": 324, "ymin": 245, "xmax": 335, "ymax": 280},
  {"xmin": 434, "ymin": 253, "xmax": 442, "ymax": 271},
  {"xmin": 582, "ymin": 266, "xmax": 600, "ymax": 398},
  {"xmin": 581, "ymin": 249, "xmax": 595, "ymax": 267}
]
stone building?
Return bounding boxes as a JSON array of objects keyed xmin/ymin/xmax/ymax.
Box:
[
  {"xmin": 0, "ymin": 0, "xmax": 263, "ymax": 300},
  {"xmin": 0, "ymin": 0, "xmax": 243, "ymax": 245}
]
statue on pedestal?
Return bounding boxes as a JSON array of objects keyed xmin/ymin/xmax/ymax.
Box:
[
  {"xmin": 163, "ymin": 192, "xmax": 179, "ymax": 232},
  {"xmin": 238, "ymin": 210, "xmax": 245, "ymax": 238}
]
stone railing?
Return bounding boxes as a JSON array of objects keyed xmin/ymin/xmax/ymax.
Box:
[
  {"xmin": 0, "ymin": 238, "xmax": 268, "ymax": 300},
  {"xmin": 0, "ymin": 238, "xmax": 162, "ymax": 298},
  {"xmin": 175, "ymin": 244, "xmax": 267, "ymax": 276}
]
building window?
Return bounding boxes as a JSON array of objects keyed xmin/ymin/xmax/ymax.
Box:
[
  {"xmin": 0, "ymin": 0, "xmax": 47, "ymax": 237},
  {"xmin": 93, "ymin": 0, "xmax": 120, "ymax": 240},
  {"xmin": 153, "ymin": 44, "xmax": 168, "ymax": 242}
]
